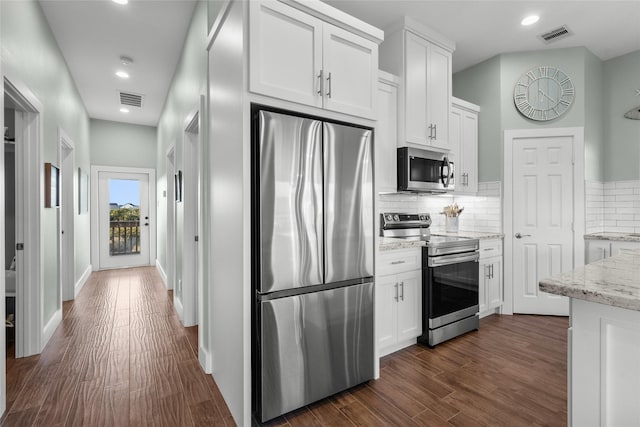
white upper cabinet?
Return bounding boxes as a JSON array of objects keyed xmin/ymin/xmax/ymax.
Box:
[
  {"xmin": 451, "ymin": 97, "xmax": 480, "ymax": 194},
  {"xmin": 249, "ymin": 1, "xmax": 383, "ymax": 120},
  {"xmin": 249, "ymin": 1, "xmax": 323, "ymax": 108},
  {"xmin": 376, "ymin": 72, "xmax": 399, "ymax": 193},
  {"xmin": 322, "ymin": 25, "xmax": 378, "ymax": 118},
  {"xmin": 380, "ymin": 18, "xmax": 455, "ymax": 151}
]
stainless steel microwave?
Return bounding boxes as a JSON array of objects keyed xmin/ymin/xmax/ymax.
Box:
[{"xmin": 397, "ymin": 147, "xmax": 454, "ymax": 193}]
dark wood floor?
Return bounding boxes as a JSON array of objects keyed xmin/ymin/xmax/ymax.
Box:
[
  {"xmin": 2, "ymin": 266, "xmax": 568, "ymax": 426},
  {"xmin": 265, "ymin": 314, "xmax": 568, "ymax": 427},
  {"xmin": 2, "ymin": 267, "xmax": 234, "ymax": 426}
]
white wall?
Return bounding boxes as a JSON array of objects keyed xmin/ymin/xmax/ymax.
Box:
[{"xmin": 207, "ymin": 1, "xmax": 250, "ymax": 425}]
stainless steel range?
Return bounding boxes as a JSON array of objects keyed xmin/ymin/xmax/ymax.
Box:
[{"xmin": 380, "ymin": 213, "xmax": 480, "ymax": 346}]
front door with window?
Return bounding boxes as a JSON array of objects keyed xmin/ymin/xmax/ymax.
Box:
[{"xmin": 98, "ymin": 171, "xmax": 150, "ymax": 269}]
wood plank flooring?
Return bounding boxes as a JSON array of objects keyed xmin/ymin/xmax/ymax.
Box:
[
  {"xmin": 264, "ymin": 315, "xmax": 568, "ymax": 427},
  {"xmin": 2, "ymin": 265, "xmax": 568, "ymax": 426},
  {"xmin": 1, "ymin": 267, "xmax": 234, "ymax": 426}
]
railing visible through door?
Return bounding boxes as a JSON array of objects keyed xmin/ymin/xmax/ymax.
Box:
[{"xmin": 109, "ymin": 219, "xmax": 141, "ymax": 255}]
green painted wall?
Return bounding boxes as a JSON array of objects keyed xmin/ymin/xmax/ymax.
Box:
[
  {"xmin": 603, "ymin": 50, "xmax": 640, "ymax": 181},
  {"xmin": 453, "ymin": 56, "xmax": 502, "ymax": 182},
  {"xmin": 90, "ymin": 119, "xmax": 157, "ymax": 169},
  {"xmin": 2, "ymin": 1, "xmax": 91, "ymax": 324},
  {"xmin": 584, "ymin": 50, "xmax": 604, "ymax": 181},
  {"xmin": 453, "ymin": 47, "xmax": 609, "ymax": 182},
  {"xmin": 156, "ymin": 1, "xmax": 208, "ymax": 344}
]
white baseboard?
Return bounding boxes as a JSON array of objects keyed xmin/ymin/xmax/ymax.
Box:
[
  {"xmin": 174, "ymin": 296, "xmax": 184, "ymax": 321},
  {"xmin": 199, "ymin": 345, "xmax": 212, "ymax": 374},
  {"xmin": 75, "ymin": 264, "xmax": 92, "ymax": 298},
  {"xmin": 155, "ymin": 259, "xmax": 168, "ymax": 287},
  {"xmin": 42, "ymin": 308, "xmax": 62, "ymax": 349}
]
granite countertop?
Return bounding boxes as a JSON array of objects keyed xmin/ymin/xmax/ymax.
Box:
[
  {"xmin": 540, "ymin": 249, "xmax": 640, "ymax": 311},
  {"xmin": 584, "ymin": 232, "xmax": 640, "ymax": 242},
  {"xmin": 379, "ymin": 237, "xmax": 426, "ymax": 251},
  {"xmin": 432, "ymin": 231, "xmax": 505, "ymax": 240}
]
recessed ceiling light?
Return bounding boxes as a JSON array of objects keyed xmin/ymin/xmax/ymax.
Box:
[
  {"xmin": 115, "ymin": 70, "xmax": 129, "ymax": 79},
  {"xmin": 521, "ymin": 15, "xmax": 540, "ymax": 26},
  {"xmin": 120, "ymin": 108, "xmax": 130, "ymax": 113},
  {"xmin": 112, "ymin": 0, "xmax": 128, "ymax": 5}
]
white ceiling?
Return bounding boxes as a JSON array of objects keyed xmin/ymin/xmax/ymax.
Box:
[
  {"xmin": 40, "ymin": 0, "xmax": 197, "ymax": 127},
  {"xmin": 325, "ymin": 0, "xmax": 640, "ymax": 73}
]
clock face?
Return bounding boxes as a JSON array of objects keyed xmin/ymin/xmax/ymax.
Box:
[{"xmin": 514, "ymin": 66, "xmax": 575, "ymax": 121}]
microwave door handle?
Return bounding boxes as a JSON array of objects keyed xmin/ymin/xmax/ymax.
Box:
[{"xmin": 442, "ymin": 157, "xmax": 451, "ymax": 188}]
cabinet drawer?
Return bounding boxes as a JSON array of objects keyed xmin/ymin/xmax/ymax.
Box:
[
  {"xmin": 377, "ymin": 249, "xmax": 421, "ymax": 275},
  {"xmin": 479, "ymin": 239, "xmax": 502, "ymax": 259}
]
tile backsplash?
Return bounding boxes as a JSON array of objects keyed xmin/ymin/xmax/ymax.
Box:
[
  {"xmin": 585, "ymin": 180, "xmax": 640, "ymax": 234},
  {"xmin": 378, "ymin": 181, "xmax": 502, "ymax": 233}
]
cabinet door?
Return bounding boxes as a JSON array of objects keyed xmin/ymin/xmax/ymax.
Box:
[
  {"xmin": 249, "ymin": 1, "xmax": 323, "ymax": 108},
  {"xmin": 375, "ymin": 80, "xmax": 398, "ymax": 193},
  {"xmin": 461, "ymin": 110, "xmax": 478, "ymax": 193},
  {"xmin": 478, "ymin": 259, "xmax": 489, "ymax": 313},
  {"xmin": 611, "ymin": 241, "xmax": 640, "ymax": 257},
  {"xmin": 586, "ymin": 240, "xmax": 611, "ymax": 264},
  {"xmin": 396, "ymin": 270, "xmax": 421, "ymax": 342},
  {"xmin": 487, "ymin": 257, "xmax": 502, "ymax": 310},
  {"xmin": 376, "ymin": 275, "xmax": 398, "ymax": 353},
  {"xmin": 404, "ymin": 32, "xmax": 428, "ymax": 146},
  {"xmin": 427, "ymin": 43, "xmax": 451, "ymax": 150},
  {"xmin": 322, "ymin": 24, "xmax": 378, "ymax": 119}
]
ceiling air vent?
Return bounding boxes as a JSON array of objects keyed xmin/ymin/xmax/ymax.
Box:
[
  {"xmin": 118, "ymin": 91, "xmax": 144, "ymax": 108},
  {"xmin": 539, "ymin": 25, "xmax": 573, "ymax": 44}
]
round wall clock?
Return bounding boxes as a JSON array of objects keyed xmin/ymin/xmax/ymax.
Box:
[{"xmin": 514, "ymin": 66, "xmax": 575, "ymax": 121}]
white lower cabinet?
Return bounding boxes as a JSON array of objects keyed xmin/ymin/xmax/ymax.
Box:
[
  {"xmin": 376, "ymin": 249, "xmax": 422, "ymax": 357},
  {"xmin": 570, "ymin": 298, "xmax": 640, "ymax": 425},
  {"xmin": 479, "ymin": 239, "xmax": 503, "ymax": 317}
]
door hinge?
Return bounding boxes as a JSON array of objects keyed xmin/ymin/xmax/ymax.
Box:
[
  {"xmin": 195, "ymin": 235, "xmax": 199, "ymax": 242},
  {"xmin": 16, "ymin": 243, "xmax": 24, "ymax": 250}
]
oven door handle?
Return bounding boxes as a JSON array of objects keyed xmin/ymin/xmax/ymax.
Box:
[{"xmin": 428, "ymin": 252, "xmax": 479, "ymax": 267}]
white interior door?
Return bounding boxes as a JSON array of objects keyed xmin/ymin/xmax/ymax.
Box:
[
  {"xmin": 512, "ymin": 136, "xmax": 572, "ymax": 315},
  {"xmin": 98, "ymin": 171, "xmax": 150, "ymax": 269}
]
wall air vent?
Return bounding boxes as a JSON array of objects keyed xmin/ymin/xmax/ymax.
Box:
[
  {"xmin": 539, "ymin": 25, "xmax": 573, "ymax": 44},
  {"xmin": 118, "ymin": 91, "xmax": 144, "ymax": 108}
]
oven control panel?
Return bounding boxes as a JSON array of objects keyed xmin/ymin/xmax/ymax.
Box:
[{"xmin": 381, "ymin": 213, "xmax": 431, "ymax": 228}]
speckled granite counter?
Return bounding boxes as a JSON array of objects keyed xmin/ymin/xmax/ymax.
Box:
[
  {"xmin": 584, "ymin": 232, "xmax": 640, "ymax": 242},
  {"xmin": 539, "ymin": 249, "xmax": 640, "ymax": 311},
  {"xmin": 378, "ymin": 237, "xmax": 426, "ymax": 251},
  {"xmin": 432, "ymin": 231, "xmax": 505, "ymax": 240}
]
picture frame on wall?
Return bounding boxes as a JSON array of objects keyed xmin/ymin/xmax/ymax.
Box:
[
  {"xmin": 78, "ymin": 167, "xmax": 89, "ymax": 214},
  {"xmin": 44, "ymin": 162, "xmax": 60, "ymax": 208}
]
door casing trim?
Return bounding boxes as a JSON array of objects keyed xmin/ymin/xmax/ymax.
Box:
[
  {"xmin": 503, "ymin": 127, "xmax": 585, "ymax": 315},
  {"xmin": 90, "ymin": 165, "xmax": 156, "ymax": 270}
]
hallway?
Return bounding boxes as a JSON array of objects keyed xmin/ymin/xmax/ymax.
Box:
[{"xmin": 1, "ymin": 267, "xmax": 233, "ymax": 426}]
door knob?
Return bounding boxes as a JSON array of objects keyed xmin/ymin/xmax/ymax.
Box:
[{"xmin": 515, "ymin": 233, "xmax": 532, "ymax": 239}]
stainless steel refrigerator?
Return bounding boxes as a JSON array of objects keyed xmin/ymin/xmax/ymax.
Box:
[{"xmin": 252, "ymin": 109, "xmax": 374, "ymax": 422}]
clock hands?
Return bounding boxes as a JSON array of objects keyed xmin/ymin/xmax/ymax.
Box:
[{"xmin": 538, "ymin": 89, "xmax": 557, "ymax": 104}]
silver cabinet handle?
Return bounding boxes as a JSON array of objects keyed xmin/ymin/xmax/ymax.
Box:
[
  {"xmin": 427, "ymin": 124, "xmax": 433, "ymax": 139},
  {"xmin": 490, "ymin": 264, "xmax": 494, "ymax": 279},
  {"xmin": 515, "ymin": 233, "xmax": 532, "ymax": 239},
  {"xmin": 317, "ymin": 70, "xmax": 323, "ymax": 95},
  {"xmin": 399, "ymin": 281, "xmax": 404, "ymax": 301},
  {"xmin": 485, "ymin": 264, "xmax": 490, "ymax": 278},
  {"xmin": 394, "ymin": 283, "xmax": 398, "ymax": 301},
  {"xmin": 390, "ymin": 260, "xmax": 406, "ymax": 265},
  {"xmin": 433, "ymin": 124, "xmax": 437, "ymax": 140},
  {"xmin": 326, "ymin": 72, "xmax": 332, "ymax": 98}
]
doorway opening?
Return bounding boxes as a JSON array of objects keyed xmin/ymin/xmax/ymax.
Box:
[
  {"xmin": 3, "ymin": 78, "xmax": 45, "ymax": 361},
  {"xmin": 58, "ymin": 129, "xmax": 75, "ymax": 302}
]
